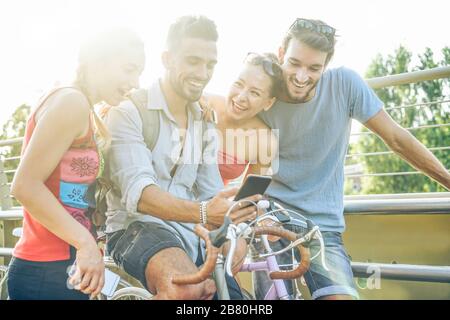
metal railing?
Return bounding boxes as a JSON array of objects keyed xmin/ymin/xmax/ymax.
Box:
[
  {"xmin": 0, "ymin": 209, "xmax": 22, "ymax": 221},
  {"xmin": 0, "ymin": 138, "xmax": 22, "ymax": 148},
  {"xmin": 345, "ymin": 66, "xmax": 450, "ymax": 285},
  {"xmin": 346, "ymin": 146, "xmax": 450, "ymax": 159},
  {"xmin": 351, "ymin": 262, "xmax": 450, "ymax": 283},
  {"xmin": 344, "ymin": 192, "xmax": 450, "ymax": 200},
  {"xmin": 344, "ymin": 196, "xmax": 450, "ymax": 215},
  {"xmin": 366, "ymin": 66, "xmax": 450, "ymax": 89},
  {"xmin": 346, "ymin": 66, "xmax": 450, "ymax": 181}
]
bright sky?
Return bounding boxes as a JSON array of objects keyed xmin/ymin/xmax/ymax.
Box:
[{"xmin": 1, "ymin": 0, "xmax": 449, "ymax": 129}]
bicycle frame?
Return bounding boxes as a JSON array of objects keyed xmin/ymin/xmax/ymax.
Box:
[
  {"xmin": 212, "ymin": 201, "xmax": 326, "ymax": 300},
  {"xmin": 240, "ymin": 256, "xmax": 291, "ymax": 300},
  {"xmin": 214, "ymin": 234, "xmax": 294, "ymax": 300}
]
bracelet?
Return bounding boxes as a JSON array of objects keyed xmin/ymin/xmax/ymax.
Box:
[{"xmin": 200, "ymin": 201, "xmax": 208, "ymax": 224}]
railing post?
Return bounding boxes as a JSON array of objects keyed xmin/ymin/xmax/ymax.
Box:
[
  {"xmin": 0, "ymin": 159, "xmax": 17, "ymax": 265},
  {"xmin": 0, "ymin": 161, "xmax": 12, "ymax": 211},
  {"xmin": 1, "ymin": 220, "xmax": 20, "ymax": 265}
]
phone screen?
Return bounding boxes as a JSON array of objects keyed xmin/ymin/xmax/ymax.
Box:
[{"xmin": 234, "ymin": 174, "xmax": 272, "ymax": 201}]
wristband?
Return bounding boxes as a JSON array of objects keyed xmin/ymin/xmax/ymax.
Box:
[{"xmin": 200, "ymin": 201, "xmax": 208, "ymax": 224}]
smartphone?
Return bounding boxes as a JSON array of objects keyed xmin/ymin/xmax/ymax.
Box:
[{"xmin": 234, "ymin": 174, "xmax": 272, "ymax": 201}]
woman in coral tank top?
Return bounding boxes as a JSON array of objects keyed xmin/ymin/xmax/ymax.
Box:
[
  {"xmin": 200, "ymin": 53, "xmax": 283, "ymax": 281},
  {"xmin": 8, "ymin": 28, "xmax": 145, "ymax": 300},
  {"xmin": 202, "ymin": 53, "xmax": 282, "ymax": 185}
]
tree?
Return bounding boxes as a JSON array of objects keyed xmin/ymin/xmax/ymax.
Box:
[
  {"xmin": 347, "ymin": 46, "xmax": 450, "ymax": 194},
  {"xmin": 0, "ymin": 104, "xmax": 31, "ymax": 200}
]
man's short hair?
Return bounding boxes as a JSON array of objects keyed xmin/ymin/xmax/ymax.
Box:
[
  {"xmin": 166, "ymin": 15, "xmax": 218, "ymax": 52},
  {"xmin": 282, "ymin": 18, "xmax": 337, "ymax": 66}
]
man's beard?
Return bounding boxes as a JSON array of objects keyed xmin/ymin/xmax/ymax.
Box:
[
  {"xmin": 286, "ymin": 81, "xmax": 317, "ymax": 103},
  {"xmin": 171, "ymin": 77, "xmax": 204, "ymax": 103}
]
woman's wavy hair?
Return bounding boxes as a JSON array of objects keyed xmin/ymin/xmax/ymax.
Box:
[
  {"xmin": 74, "ymin": 28, "xmax": 144, "ymax": 149},
  {"xmin": 245, "ymin": 52, "xmax": 284, "ymax": 97}
]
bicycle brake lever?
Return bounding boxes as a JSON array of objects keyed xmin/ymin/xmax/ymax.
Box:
[
  {"xmin": 225, "ymin": 226, "xmax": 238, "ymax": 277},
  {"xmin": 306, "ymin": 219, "xmax": 316, "ymax": 231},
  {"xmin": 271, "ymin": 201, "xmax": 291, "ymax": 224}
]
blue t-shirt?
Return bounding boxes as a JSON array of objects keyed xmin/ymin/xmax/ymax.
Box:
[{"xmin": 259, "ymin": 67, "xmax": 383, "ymax": 232}]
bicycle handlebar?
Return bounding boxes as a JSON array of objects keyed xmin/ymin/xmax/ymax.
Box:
[
  {"xmin": 171, "ymin": 222, "xmax": 311, "ymax": 285},
  {"xmin": 252, "ymin": 225, "xmax": 311, "ymax": 280},
  {"xmin": 171, "ymin": 224, "xmax": 220, "ymax": 285}
]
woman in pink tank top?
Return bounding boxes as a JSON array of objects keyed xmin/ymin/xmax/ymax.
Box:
[
  {"xmin": 8, "ymin": 28, "xmax": 145, "ymax": 300},
  {"xmin": 202, "ymin": 53, "xmax": 283, "ymax": 185}
]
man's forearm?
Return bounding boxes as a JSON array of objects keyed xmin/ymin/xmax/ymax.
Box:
[
  {"xmin": 137, "ymin": 185, "xmax": 201, "ymax": 223},
  {"xmin": 390, "ymin": 129, "xmax": 450, "ymax": 189}
]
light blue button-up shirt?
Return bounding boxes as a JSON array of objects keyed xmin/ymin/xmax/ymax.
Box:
[{"xmin": 103, "ymin": 80, "xmax": 224, "ymax": 260}]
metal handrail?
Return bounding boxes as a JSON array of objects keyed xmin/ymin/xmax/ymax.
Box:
[
  {"xmin": 1, "ymin": 156, "xmax": 21, "ymax": 162},
  {"xmin": 351, "ymin": 262, "xmax": 450, "ymax": 283},
  {"xmin": 366, "ymin": 66, "xmax": 450, "ymax": 89},
  {"xmin": 344, "ymin": 197, "xmax": 450, "ymax": 215},
  {"xmin": 346, "ymin": 146, "xmax": 450, "ymax": 159},
  {"xmin": 345, "ymin": 192, "xmax": 450, "ymax": 200},
  {"xmin": 0, "ymin": 138, "xmax": 23, "ymax": 147},
  {"xmin": 0, "ymin": 248, "xmax": 13, "ymax": 257},
  {"xmin": 346, "ymin": 170, "xmax": 450, "ymax": 178},
  {"xmin": 1, "ymin": 195, "xmax": 448, "ymax": 221},
  {"xmin": 0, "ymin": 209, "xmax": 23, "ymax": 220},
  {"xmin": 351, "ymin": 123, "xmax": 450, "ymax": 136},
  {"xmin": 1, "ymin": 247, "xmax": 449, "ymax": 282},
  {"xmin": 384, "ymin": 99, "xmax": 450, "ymax": 111}
]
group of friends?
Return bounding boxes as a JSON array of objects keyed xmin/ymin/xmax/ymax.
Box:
[{"xmin": 7, "ymin": 15, "xmax": 450, "ymax": 300}]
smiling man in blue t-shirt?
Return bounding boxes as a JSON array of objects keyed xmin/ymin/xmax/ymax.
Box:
[{"xmin": 257, "ymin": 18, "xmax": 450, "ymax": 300}]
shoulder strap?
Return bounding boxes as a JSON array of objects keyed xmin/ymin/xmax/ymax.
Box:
[
  {"xmin": 198, "ymin": 99, "xmax": 217, "ymax": 152},
  {"xmin": 129, "ymin": 89, "xmax": 160, "ymax": 151},
  {"xmin": 128, "ymin": 89, "xmax": 211, "ymax": 153},
  {"xmin": 201, "ymin": 116, "xmax": 208, "ymax": 151}
]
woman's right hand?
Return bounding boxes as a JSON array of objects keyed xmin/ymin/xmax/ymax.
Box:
[{"xmin": 69, "ymin": 241, "xmax": 105, "ymax": 299}]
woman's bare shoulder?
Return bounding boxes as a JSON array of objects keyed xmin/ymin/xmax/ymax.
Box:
[
  {"xmin": 201, "ymin": 92, "xmax": 226, "ymax": 109},
  {"xmin": 36, "ymin": 88, "xmax": 91, "ymax": 123}
]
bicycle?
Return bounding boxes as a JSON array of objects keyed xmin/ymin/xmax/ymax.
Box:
[{"xmin": 171, "ymin": 199, "xmax": 329, "ymax": 300}]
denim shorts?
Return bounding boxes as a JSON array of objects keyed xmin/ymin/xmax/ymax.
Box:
[
  {"xmin": 7, "ymin": 247, "xmax": 89, "ymax": 300},
  {"xmin": 252, "ymin": 224, "xmax": 359, "ymax": 300},
  {"xmin": 106, "ymin": 221, "xmax": 243, "ymax": 300}
]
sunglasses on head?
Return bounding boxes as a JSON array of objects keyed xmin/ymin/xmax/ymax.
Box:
[
  {"xmin": 289, "ymin": 18, "xmax": 336, "ymax": 38},
  {"xmin": 244, "ymin": 52, "xmax": 283, "ymax": 79}
]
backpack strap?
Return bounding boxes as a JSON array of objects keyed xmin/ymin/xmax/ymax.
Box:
[
  {"xmin": 199, "ymin": 97, "xmax": 218, "ymax": 155},
  {"xmin": 128, "ymin": 89, "xmax": 212, "ymax": 153},
  {"xmin": 129, "ymin": 88, "xmax": 160, "ymax": 151}
]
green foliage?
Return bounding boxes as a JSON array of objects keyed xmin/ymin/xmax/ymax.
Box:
[
  {"xmin": 347, "ymin": 46, "xmax": 450, "ymax": 194},
  {"xmin": 0, "ymin": 104, "xmax": 31, "ymax": 188}
]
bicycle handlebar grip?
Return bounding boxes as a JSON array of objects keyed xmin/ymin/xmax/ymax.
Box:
[
  {"xmin": 171, "ymin": 224, "xmax": 219, "ymax": 285},
  {"xmin": 253, "ymin": 225, "xmax": 310, "ymax": 280}
]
